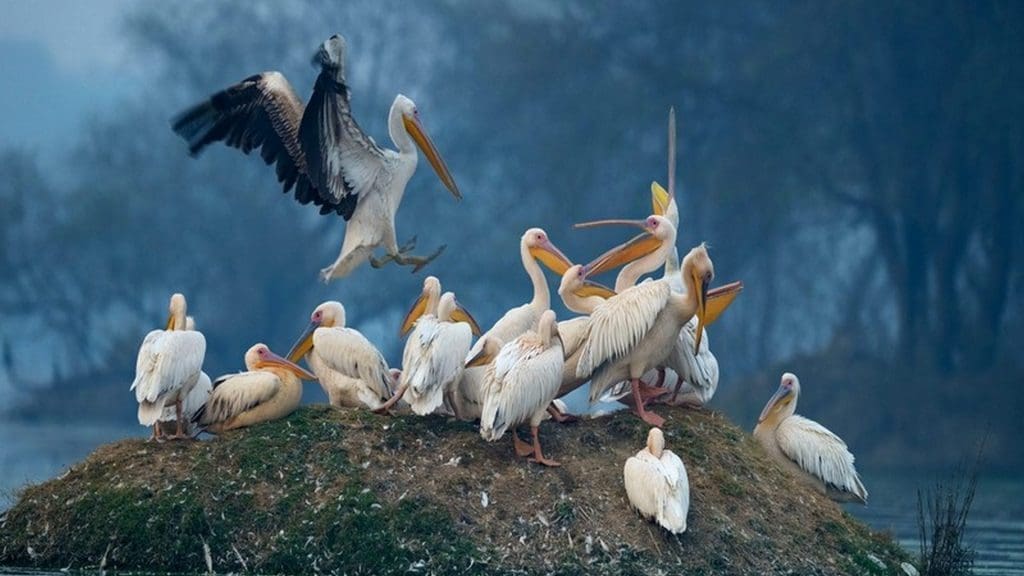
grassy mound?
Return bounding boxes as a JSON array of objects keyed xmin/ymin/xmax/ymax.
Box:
[{"xmin": 0, "ymin": 405, "xmax": 910, "ymax": 574}]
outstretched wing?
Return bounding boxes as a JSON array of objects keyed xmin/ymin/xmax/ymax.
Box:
[
  {"xmin": 171, "ymin": 71, "xmax": 331, "ymax": 211},
  {"xmin": 300, "ymin": 70, "xmax": 387, "ymax": 220}
]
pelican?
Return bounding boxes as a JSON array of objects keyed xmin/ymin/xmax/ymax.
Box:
[
  {"xmin": 171, "ymin": 34, "xmax": 461, "ymax": 281},
  {"xmin": 471, "ymin": 310, "xmax": 564, "ymax": 467},
  {"xmin": 287, "ymin": 301, "xmax": 396, "ymax": 410},
  {"xmin": 195, "ymin": 343, "xmax": 316, "ymax": 434},
  {"xmin": 131, "ymin": 293, "xmax": 206, "ymax": 440},
  {"xmin": 753, "ymin": 372, "xmax": 868, "ymax": 504},
  {"xmin": 624, "ymin": 427, "xmax": 689, "ymax": 534},
  {"xmin": 385, "ymin": 279, "xmax": 481, "ymax": 415},
  {"xmin": 158, "ymin": 316, "xmax": 212, "ymax": 437},
  {"xmin": 552, "ymin": 263, "xmax": 617, "ymax": 401},
  {"xmin": 576, "ymin": 219, "xmax": 722, "ymax": 426}
]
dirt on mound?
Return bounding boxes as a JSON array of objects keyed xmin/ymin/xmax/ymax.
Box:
[{"xmin": 0, "ymin": 405, "xmax": 909, "ymax": 574}]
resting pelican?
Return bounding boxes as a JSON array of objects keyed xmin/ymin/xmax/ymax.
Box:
[
  {"xmin": 472, "ymin": 310, "xmax": 564, "ymax": 466},
  {"xmin": 158, "ymin": 316, "xmax": 212, "ymax": 437},
  {"xmin": 624, "ymin": 427, "xmax": 689, "ymax": 534},
  {"xmin": 131, "ymin": 294, "xmax": 206, "ymax": 440},
  {"xmin": 171, "ymin": 34, "xmax": 460, "ymax": 281},
  {"xmin": 287, "ymin": 301, "xmax": 396, "ymax": 410},
  {"xmin": 754, "ymin": 373, "xmax": 868, "ymax": 503},
  {"xmin": 195, "ymin": 343, "xmax": 316, "ymax": 434}
]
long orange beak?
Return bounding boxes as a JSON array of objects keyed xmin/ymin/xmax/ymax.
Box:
[
  {"xmin": 450, "ymin": 302, "xmax": 482, "ymax": 336},
  {"xmin": 400, "ymin": 291, "xmax": 431, "ymax": 337},
  {"xmin": 693, "ymin": 275, "xmax": 709, "ymax": 353},
  {"xmin": 164, "ymin": 313, "xmax": 175, "ymax": 331},
  {"xmin": 465, "ymin": 345, "xmax": 496, "ymax": 368},
  {"xmin": 583, "ymin": 232, "xmax": 663, "ymax": 277},
  {"xmin": 651, "ymin": 181, "xmax": 672, "ymax": 216},
  {"xmin": 704, "ymin": 281, "xmax": 743, "ymax": 327},
  {"xmin": 574, "ymin": 280, "xmax": 617, "ymax": 299},
  {"xmin": 403, "ymin": 113, "xmax": 460, "ymax": 199},
  {"xmin": 758, "ymin": 384, "xmax": 793, "ymax": 422},
  {"xmin": 258, "ymin": 349, "xmax": 318, "ymax": 381},
  {"xmin": 529, "ymin": 239, "xmax": 573, "ymax": 275},
  {"xmin": 287, "ymin": 320, "xmax": 320, "ymax": 363}
]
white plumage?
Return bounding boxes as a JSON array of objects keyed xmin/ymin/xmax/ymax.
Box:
[
  {"xmin": 623, "ymin": 427, "xmax": 690, "ymax": 534},
  {"xmin": 130, "ymin": 293, "xmax": 206, "ymax": 438},
  {"xmin": 753, "ymin": 372, "xmax": 868, "ymax": 504},
  {"xmin": 402, "ymin": 292, "xmax": 474, "ymax": 415}
]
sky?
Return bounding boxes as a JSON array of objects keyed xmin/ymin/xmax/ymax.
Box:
[{"xmin": 0, "ymin": 1, "xmax": 139, "ymax": 160}]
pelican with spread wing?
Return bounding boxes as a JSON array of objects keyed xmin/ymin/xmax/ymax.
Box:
[{"xmin": 172, "ymin": 34, "xmax": 461, "ymax": 281}]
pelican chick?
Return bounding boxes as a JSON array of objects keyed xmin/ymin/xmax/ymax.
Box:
[
  {"xmin": 131, "ymin": 293, "xmax": 206, "ymax": 441},
  {"xmin": 472, "ymin": 310, "xmax": 564, "ymax": 466},
  {"xmin": 753, "ymin": 372, "xmax": 868, "ymax": 504},
  {"xmin": 624, "ymin": 427, "xmax": 689, "ymax": 534},
  {"xmin": 195, "ymin": 344, "xmax": 316, "ymax": 434},
  {"xmin": 288, "ymin": 301, "xmax": 396, "ymax": 410}
]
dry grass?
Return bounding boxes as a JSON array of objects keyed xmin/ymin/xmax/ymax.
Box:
[{"xmin": 0, "ymin": 405, "xmax": 909, "ymax": 574}]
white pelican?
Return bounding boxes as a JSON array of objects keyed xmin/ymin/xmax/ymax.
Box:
[
  {"xmin": 195, "ymin": 343, "xmax": 316, "ymax": 434},
  {"xmin": 287, "ymin": 301, "xmax": 397, "ymax": 410},
  {"xmin": 394, "ymin": 286, "xmax": 480, "ymax": 415},
  {"xmin": 172, "ymin": 34, "xmax": 460, "ymax": 281},
  {"xmin": 158, "ymin": 316, "xmax": 212, "ymax": 437},
  {"xmin": 552, "ymin": 263, "xmax": 618, "ymax": 401},
  {"xmin": 623, "ymin": 427, "xmax": 690, "ymax": 534},
  {"xmin": 471, "ymin": 310, "xmax": 564, "ymax": 466},
  {"xmin": 131, "ymin": 293, "xmax": 207, "ymax": 441},
  {"xmin": 753, "ymin": 372, "xmax": 868, "ymax": 504}
]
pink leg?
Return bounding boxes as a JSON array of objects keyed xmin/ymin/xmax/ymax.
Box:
[
  {"xmin": 527, "ymin": 425, "xmax": 560, "ymax": 467},
  {"xmin": 546, "ymin": 403, "xmax": 579, "ymax": 424},
  {"xmin": 374, "ymin": 382, "xmax": 408, "ymax": 413},
  {"xmin": 631, "ymin": 379, "xmax": 665, "ymax": 427},
  {"xmin": 512, "ymin": 429, "xmax": 534, "ymax": 457}
]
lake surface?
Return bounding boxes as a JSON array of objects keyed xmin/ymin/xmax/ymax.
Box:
[{"xmin": 1, "ymin": 422, "xmax": 1022, "ymax": 575}]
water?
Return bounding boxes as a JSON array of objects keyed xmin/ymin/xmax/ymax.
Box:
[{"xmin": 1, "ymin": 422, "xmax": 1022, "ymax": 574}]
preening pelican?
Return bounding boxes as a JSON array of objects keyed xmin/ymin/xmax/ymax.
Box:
[
  {"xmin": 287, "ymin": 301, "xmax": 396, "ymax": 410},
  {"xmin": 131, "ymin": 293, "xmax": 206, "ymax": 440},
  {"xmin": 753, "ymin": 372, "xmax": 868, "ymax": 504},
  {"xmin": 472, "ymin": 310, "xmax": 564, "ymax": 467},
  {"xmin": 158, "ymin": 316, "xmax": 212, "ymax": 437},
  {"xmin": 195, "ymin": 344, "xmax": 316, "ymax": 434},
  {"xmin": 171, "ymin": 34, "xmax": 461, "ymax": 281},
  {"xmin": 624, "ymin": 427, "xmax": 690, "ymax": 534}
]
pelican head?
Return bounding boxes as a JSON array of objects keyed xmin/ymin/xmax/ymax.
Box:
[
  {"xmin": 523, "ymin": 228, "xmax": 572, "ymax": 275},
  {"xmin": 558, "ymin": 264, "xmax": 586, "ymax": 298},
  {"xmin": 681, "ymin": 243, "xmax": 714, "ymax": 353},
  {"xmin": 465, "ymin": 335, "xmax": 502, "ymax": 368},
  {"xmin": 247, "ymin": 343, "xmax": 317, "ymax": 381},
  {"xmin": 287, "ymin": 301, "xmax": 345, "ymax": 362},
  {"xmin": 392, "ymin": 94, "xmax": 461, "ymax": 200},
  {"xmin": 166, "ymin": 293, "xmax": 188, "ymax": 330},
  {"xmin": 313, "ymin": 34, "xmax": 346, "ymax": 72},
  {"xmin": 651, "ymin": 181, "xmax": 679, "ymax": 229},
  {"xmin": 400, "ymin": 275, "xmax": 443, "ymax": 337},
  {"xmin": 578, "ymin": 215, "xmax": 676, "ymax": 277},
  {"xmin": 758, "ymin": 372, "xmax": 800, "ymax": 424},
  {"xmin": 646, "ymin": 427, "xmax": 666, "ymax": 458},
  {"xmin": 436, "ymin": 291, "xmax": 482, "ymax": 335}
]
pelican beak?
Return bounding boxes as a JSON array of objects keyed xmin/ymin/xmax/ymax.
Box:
[
  {"xmin": 693, "ymin": 275, "xmax": 710, "ymax": 354},
  {"xmin": 402, "ymin": 113, "xmax": 460, "ymax": 200},
  {"xmin": 465, "ymin": 346, "xmax": 495, "ymax": 368},
  {"xmin": 651, "ymin": 181, "xmax": 672, "ymax": 216},
  {"xmin": 583, "ymin": 231, "xmax": 663, "ymax": 277},
  {"xmin": 259, "ymin": 349, "xmax": 318, "ymax": 381},
  {"xmin": 574, "ymin": 280, "xmax": 617, "ymax": 299},
  {"xmin": 164, "ymin": 314, "xmax": 174, "ymax": 331},
  {"xmin": 400, "ymin": 291, "xmax": 430, "ymax": 337},
  {"xmin": 529, "ymin": 239, "xmax": 573, "ymax": 275},
  {"xmin": 704, "ymin": 281, "xmax": 744, "ymax": 327},
  {"xmin": 450, "ymin": 301, "xmax": 482, "ymax": 336},
  {"xmin": 287, "ymin": 319, "xmax": 321, "ymax": 363},
  {"xmin": 758, "ymin": 384, "xmax": 793, "ymax": 422}
]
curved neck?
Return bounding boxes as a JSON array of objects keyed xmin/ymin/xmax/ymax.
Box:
[
  {"xmin": 172, "ymin": 308, "xmax": 187, "ymax": 331},
  {"xmin": 388, "ymin": 103, "xmax": 415, "ymax": 154},
  {"xmin": 663, "ymin": 246, "xmax": 680, "ymax": 280},
  {"xmin": 560, "ymin": 289, "xmax": 602, "ymax": 315},
  {"xmin": 614, "ymin": 235, "xmax": 675, "ymax": 293},
  {"xmin": 521, "ymin": 242, "xmax": 550, "ymax": 309}
]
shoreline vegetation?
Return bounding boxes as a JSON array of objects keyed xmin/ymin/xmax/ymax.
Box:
[{"xmin": 1, "ymin": 405, "xmax": 910, "ymax": 575}]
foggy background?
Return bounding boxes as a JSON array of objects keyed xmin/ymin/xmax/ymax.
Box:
[{"xmin": 1, "ymin": 0, "xmax": 1021, "ymax": 481}]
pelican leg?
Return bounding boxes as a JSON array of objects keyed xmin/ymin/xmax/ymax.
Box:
[
  {"xmin": 373, "ymin": 382, "xmax": 408, "ymax": 413},
  {"xmin": 546, "ymin": 403, "xmax": 579, "ymax": 424},
  {"xmin": 631, "ymin": 379, "xmax": 665, "ymax": 427},
  {"xmin": 393, "ymin": 244, "xmax": 447, "ymax": 273},
  {"xmin": 150, "ymin": 423, "xmax": 163, "ymax": 442},
  {"xmin": 169, "ymin": 399, "xmax": 190, "ymax": 440},
  {"xmin": 527, "ymin": 425, "xmax": 560, "ymax": 467},
  {"xmin": 512, "ymin": 429, "xmax": 534, "ymax": 457}
]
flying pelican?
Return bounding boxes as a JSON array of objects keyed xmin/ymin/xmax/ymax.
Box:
[
  {"xmin": 171, "ymin": 34, "xmax": 461, "ymax": 281},
  {"xmin": 195, "ymin": 343, "xmax": 316, "ymax": 434},
  {"xmin": 158, "ymin": 316, "xmax": 212, "ymax": 437},
  {"xmin": 576, "ymin": 220, "xmax": 722, "ymax": 426},
  {"xmin": 131, "ymin": 293, "xmax": 207, "ymax": 441},
  {"xmin": 624, "ymin": 427, "xmax": 690, "ymax": 534},
  {"xmin": 472, "ymin": 310, "xmax": 564, "ymax": 467},
  {"xmin": 753, "ymin": 372, "xmax": 868, "ymax": 504},
  {"xmin": 287, "ymin": 301, "xmax": 397, "ymax": 410},
  {"xmin": 389, "ymin": 283, "xmax": 481, "ymax": 415}
]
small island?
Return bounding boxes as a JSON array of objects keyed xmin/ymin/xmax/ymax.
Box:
[{"xmin": 0, "ymin": 405, "xmax": 909, "ymax": 575}]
